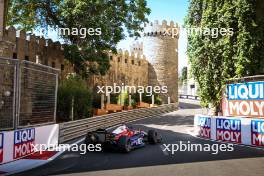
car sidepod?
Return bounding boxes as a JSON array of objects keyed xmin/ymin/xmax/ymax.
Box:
[{"xmin": 129, "ymin": 133, "xmax": 145, "ymax": 149}]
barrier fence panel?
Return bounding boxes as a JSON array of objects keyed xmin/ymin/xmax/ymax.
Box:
[
  {"xmin": 18, "ymin": 61, "xmax": 58, "ymax": 127},
  {"xmin": 0, "ymin": 57, "xmax": 59, "ymax": 131},
  {"xmin": 0, "ymin": 58, "xmax": 16, "ymax": 130}
]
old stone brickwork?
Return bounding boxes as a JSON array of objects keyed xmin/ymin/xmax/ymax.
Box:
[
  {"xmin": 91, "ymin": 49, "xmax": 149, "ymax": 87},
  {"xmin": 0, "ymin": 27, "xmax": 70, "ymax": 75},
  {"xmin": 0, "ymin": 20, "xmax": 179, "ymax": 104},
  {"xmin": 143, "ymin": 20, "xmax": 179, "ymax": 103}
]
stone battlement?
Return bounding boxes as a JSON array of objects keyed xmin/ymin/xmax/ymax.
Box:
[
  {"xmin": 2, "ymin": 26, "xmax": 65, "ymax": 71},
  {"xmin": 143, "ymin": 20, "xmax": 179, "ymax": 37}
]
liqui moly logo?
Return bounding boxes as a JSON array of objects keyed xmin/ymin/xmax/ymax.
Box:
[
  {"xmin": 216, "ymin": 118, "xmax": 241, "ymax": 143},
  {"xmin": 224, "ymin": 82, "xmax": 264, "ymax": 117},
  {"xmin": 251, "ymin": 120, "xmax": 264, "ymax": 146},
  {"xmin": 0, "ymin": 133, "xmax": 3, "ymax": 163},
  {"xmin": 13, "ymin": 128, "xmax": 35, "ymax": 159},
  {"xmin": 197, "ymin": 116, "xmax": 211, "ymax": 138}
]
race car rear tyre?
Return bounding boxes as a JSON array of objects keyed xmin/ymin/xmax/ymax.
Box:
[
  {"xmin": 85, "ymin": 132, "xmax": 98, "ymax": 145},
  {"xmin": 117, "ymin": 136, "xmax": 132, "ymax": 153},
  {"xmin": 148, "ymin": 130, "xmax": 158, "ymax": 144}
]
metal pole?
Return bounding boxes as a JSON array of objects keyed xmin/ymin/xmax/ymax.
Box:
[
  {"xmin": 101, "ymin": 94, "xmax": 105, "ymax": 109},
  {"xmin": 70, "ymin": 97, "xmax": 74, "ymax": 121},
  {"xmin": 54, "ymin": 74, "xmax": 58, "ymax": 123},
  {"xmin": 107, "ymin": 93, "xmax": 110, "ymax": 104},
  {"xmin": 151, "ymin": 95, "xmax": 154, "ymax": 105},
  {"xmin": 14, "ymin": 60, "xmax": 21, "ymax": 129},
  {"xmin": 139, "ymin": 93, "xmax": 142, "ymax": 102},
  {"xmin": 129, "ymin": 94, "xmax": 132, "ymax": 106}
]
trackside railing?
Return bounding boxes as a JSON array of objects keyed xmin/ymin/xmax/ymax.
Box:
[{"xmin": 59, "ymin": 103, "xmax": 178, "ymax": 143}]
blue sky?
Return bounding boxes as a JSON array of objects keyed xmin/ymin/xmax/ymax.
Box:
[
  {"xmin": 40, "ymin": 0, "xmax": 189, "ymax": 72},
  {"xmin": 117, "ymin": 0, "xmax": 189, "ymax": 71}
]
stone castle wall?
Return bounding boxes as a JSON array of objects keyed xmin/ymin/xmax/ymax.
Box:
[
  {"xmin": 143, "ymin": 20, "xmax": 179, "ymax": 103},
  {"xmin": 91, "ymin": 49, "xmax": 148, "ymax": 87},
  {"xmin": 0, "ymin": 26, "xmax": 149, "ymax": 88},
  {"xmin": 0, "ymin": 21, "xmax": 179, "ymax": 104}
]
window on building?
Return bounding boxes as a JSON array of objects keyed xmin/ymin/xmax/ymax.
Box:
[
  {"xmin": 25, "ymin": 56, "xmax": 29, "ymax": 61},
  {"xmin": 190, "ymin": 85, "xmax": 195, "ymax": 89},
  {"xmin": 61, "ymin": 64, "xmax": 64, "ymax": 71},
  {"xmin": 118, "ymin": 57, "xmax": 121, "ymax": 62},
  {"xmin": 110, "ymin": 56, "xmax": 113, "ymax": 60},
  {"xmin": 125, "ymin": 59, "xmax": 128, "ymax": 63},
  {"xmin": 131, "ymin": 60, "xmax": 134, "ymax": 65},
  {"xmin": 138, "ymin": 61, "xmax": 141, "ymax": 66},
  {"xmin": 52, "ymin": 62, "xmax": 56, "ymax": 68},
  {"xmin": 13, "ymin": 53, "xmax": 17, "ymax": 59}
]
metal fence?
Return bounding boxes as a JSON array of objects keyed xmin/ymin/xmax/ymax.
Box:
[{"xmin": 0, "ymin": 57, "xmax": 59, "ymax": 130}]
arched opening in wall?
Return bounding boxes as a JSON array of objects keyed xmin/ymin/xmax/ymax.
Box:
[
  {"xmin": 52, "ymin": 62, "xmax": 56, "ymax": 68},
  {"xmin": 61, "ymin": 64, "xmax": 64, "ymax": 71},
  {"xmin": 13, "ymin": 53, "xmax": 17, "ymax": 59}
]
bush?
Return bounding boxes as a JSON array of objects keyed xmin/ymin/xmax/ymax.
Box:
[
  {"xmin": 131, "ymin": 92, "xmax": 162, "ymax": 106},
  {"xmin": 57, "ymin": 75, "xmax": 92, "ymax": 122}
]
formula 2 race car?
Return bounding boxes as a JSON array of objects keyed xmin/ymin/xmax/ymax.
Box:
[{"xmin": 84, "ymin": 125, "xmax": 162, "ymax": 152}]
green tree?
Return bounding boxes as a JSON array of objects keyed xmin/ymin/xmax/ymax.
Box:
[
  {"xmin": 185, "ymin": 0, "xmax": 264, "ymax": 111},
  {"xmin": 57, "ymin": 75, "xmax": 92, "ymax": 121},
  {"xmin": 7, "ymin": 0, "xmax": 150, "ymax": 77},
  {"xmin": 181, "ymin": 66, "xmax": 188, "ymax": 82}
]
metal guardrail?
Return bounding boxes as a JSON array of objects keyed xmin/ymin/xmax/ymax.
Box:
[
  {"xmin": 0, "ymin": 57, "xmax": 59, "ymax": 130},
  {"xmin": 59, "ymin": 103, "xmax": 178, "ymax": 143},
  {"xmin": 179, "ymin": 94, "xmax": 200, "ymax": 100}
]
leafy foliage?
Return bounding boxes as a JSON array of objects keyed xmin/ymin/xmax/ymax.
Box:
[
  {"xmin": 185, "ymin": 0, "xmax": 264, "ymax": 109},
  {"xmin": 57, "ymin": 75, "xmax": 92, "ymax": 121},
  {"xmin": 180, "ymin": 66, "xmax": 188, "ymax": 82},
  {"xmin": 7, "ymin": 0, "xmax": 150, "ymax": 77}
]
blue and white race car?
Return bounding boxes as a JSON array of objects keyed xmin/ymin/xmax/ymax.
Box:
[{"xmin": 84, "ymin": 125, "xmax": 162, "ymax": 152}]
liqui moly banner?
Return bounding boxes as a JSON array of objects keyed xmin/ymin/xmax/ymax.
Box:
[
  {"xmin": 0, "ymin": 133, "xmax": 3, "ymax": 163},
  {"xmin": 194, "ymin": 115, "xmax": 264, "ymax": 147},
  {"xmin": 13, "ymin": 128, "xmax": 35, "ymax": 159},
  {"xmin": 0, "ymin": 124, "xmax": 59, "ymax": 164},
  {"xmin": 194, "ymin": 116, "xmax": 211, "ymax": 138},
  {"xmin": 251, "ymin": 120, "xmax": 264, "ymax": 146},
  {"xmin": 216, "ymin": 118, "xmax": 241, "ymax": 143},
  {"xmin": 223, "ymin": 81, "xmax": 264, "ymax": 117}
]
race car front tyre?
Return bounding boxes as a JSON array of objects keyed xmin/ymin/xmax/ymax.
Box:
[
  {"xmin": 117, "ymin": 136, "xmax": 132, "ymax": 153},
  {"xmin": 148, "ymin": 130, "xmax": 159, "ymax": 144}
]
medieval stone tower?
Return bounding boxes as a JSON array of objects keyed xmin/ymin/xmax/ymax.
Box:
[{"xmin": 142, "ymin": 20, "xmax": 179, "ymax": 103}]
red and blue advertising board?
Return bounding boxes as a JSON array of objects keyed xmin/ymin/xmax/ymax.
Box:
[
  {"xmin": 0, "ymin": 133, "xmax": 3, "ymax": 163},
  {"xmin": 216, "ymin": 118, "xmax": 241, "ymax": 143},
  {"xmin": 196, "ymin": 116, "xmax": 211, "ymax": 138},
  {"xmin": 223, "ymin": 81, "xmax": 264, "ymax": 117},
  {"xmin": 13, "ymin": 128, "xmax": 35, "ymax": 159},
  {"xmin": 251, "ymin": 120, "xmax": 264, "ymax": 146}
]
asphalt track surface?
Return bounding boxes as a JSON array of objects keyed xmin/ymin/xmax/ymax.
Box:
[{"xmin": 15, "ymin": 100, "xmax": 264, "ymax": 176}]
